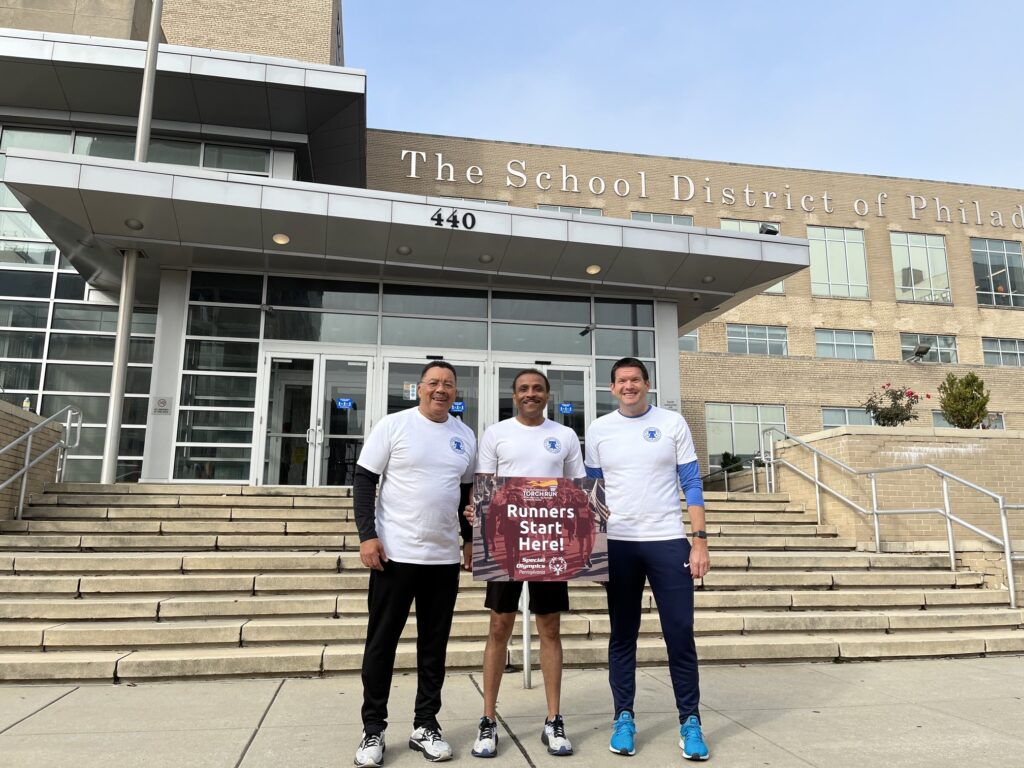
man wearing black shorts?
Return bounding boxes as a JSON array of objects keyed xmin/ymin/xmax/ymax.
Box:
[{"xmin": 467, "ymin": 369, "xmax": 584, "ymax": 758}]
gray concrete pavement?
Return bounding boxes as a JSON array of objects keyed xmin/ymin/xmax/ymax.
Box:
[{"xmin": 0, "ymin": 656, "xmax": 1022, "ymax": 767}]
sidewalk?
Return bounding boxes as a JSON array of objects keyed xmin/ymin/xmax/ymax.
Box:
[{"xmin": 0, "ymin": 656, "xmax": 1022, "ymax": 767}]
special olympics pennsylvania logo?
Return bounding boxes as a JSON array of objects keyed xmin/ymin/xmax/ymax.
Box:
[
  {"xmin": 549, "ymin": 556, "xmax": 568, "ymax": 576},
  {"xmin": 642, "ymin": 427, "xmax": 662, "ymax": 442},
  {"xmin": 449, "ymin": 437, "xmax": 467, "ymax": 455},
  {"xmin": 543, "ymin": 437, "xmax": 562, "ymax": 454}
]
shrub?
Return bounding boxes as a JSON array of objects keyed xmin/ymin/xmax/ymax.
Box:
[
  {"xmin": 937, "ymin": 372, "xmax": 990, "ymax": 429},
  {"xmin": 862, "ymin": 383, "xmax": 927, "ymax": 427}
]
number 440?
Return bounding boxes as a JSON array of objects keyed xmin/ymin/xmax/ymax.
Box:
[{"xmin": 431, "ymin": 209, "xmax": 476, "ymax": 230}]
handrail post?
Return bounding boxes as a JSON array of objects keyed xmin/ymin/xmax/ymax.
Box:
[
  {"xmin": 998, "ymin": 500, "xmax": 1017, "ymax": 609},
  {"xmin": 723, "ymin": 467, "xmax": 729, "ymax": 493},
  {"xmin": 521, "ymin": 583, "xmax": 532, "ymax": 689},
  {"xmin": 769, "ymin": 432, "xmax": 776, "ymax": 493},
  {"xmin": 751, "ymin": 459, "xmax": 758, "ymax": 493},
  {"xmin": 869, "ymin": 473, "xmax": 881, "ymax": 553},
  {"xmin": 812, "ymin": 453, "xmax": 822, "ymax": 526},
  {"xmin": 16, "ymin": 432, "xmax": 33, "ymax": 521},
  {"xmin": 941, "ymin": 477, "xmax": 956, "ymax": 572}
]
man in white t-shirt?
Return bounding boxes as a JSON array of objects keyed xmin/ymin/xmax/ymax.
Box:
[
  {"xmin": 352, "ymin": 361, "xmax": 476, "ymax": 767},
  {"xmin": 584, "ymin": 357, "xmax": 711, "ymax": 762},
  {"xmin": 467, "ymin": 369, "xmax": 584, "ymax": 759}
]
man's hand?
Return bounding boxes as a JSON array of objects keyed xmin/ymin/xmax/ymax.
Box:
[
  {"xmin": 690, "ymin": 538, "xmax": 710, "ymax": 579},
  {"xmin": 462, "ymin": 541, "xmax": 473, "ymax": 571},
  {"xmin": 360, "ymin": 538, "xmax": 387, "ymax": 571},
  {"xmin": 463, "ymin": 503, "xmax": 476, "ymax": 525}
]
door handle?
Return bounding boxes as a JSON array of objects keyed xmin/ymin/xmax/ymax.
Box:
[
  {"xmin": 316, "ymin": 425, "xmax": 325, "ymax": 446},
  {"xmin": 306, "ymin": 427, "xmax": 316, "ymax": 444}
]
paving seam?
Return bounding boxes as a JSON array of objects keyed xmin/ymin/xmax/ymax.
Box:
[
  {"xmin": 233, "ymin": 677, "xmax": 285, "ymax": 768},
  {"xmin": 0, "ymin": 685, "xmax": 79, "ymax": 736},
  {"xmin": 469, "ymin": 673, "xmax": 536, "ymax": 768}
]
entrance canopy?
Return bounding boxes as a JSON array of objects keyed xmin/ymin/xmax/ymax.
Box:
[{"xmin": 4, "ymin": 149, "xmax": 808, "ymax": 328}]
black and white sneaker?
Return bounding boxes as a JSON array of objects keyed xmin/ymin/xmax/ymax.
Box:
[
  {"xmin": 354, "ymin": 731, "xmax": 385, "ymax": 767},
  {"xmin": 409, "ymin": 724, "xmax": 453, "ymax": 762},
  {"xmin": 472, "ymin": 716, "xmax": 498, "ymax": 758},
  {"xmin": 541, "ymin": 714, "xmax": 574, "ymax": 756}
]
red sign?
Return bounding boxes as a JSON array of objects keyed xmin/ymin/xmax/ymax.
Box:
[{"xmin": 471, "ymin": 477, "xmax": 608, "ymax": 582}]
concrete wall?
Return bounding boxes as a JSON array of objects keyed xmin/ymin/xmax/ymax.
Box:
[
  {"xmin": 0, "ymin": 400, "xmax": 62, "ymax": 521},
  {"xmin": 0, "ymin": 0, "xmax": 159, "ymax": 40}
]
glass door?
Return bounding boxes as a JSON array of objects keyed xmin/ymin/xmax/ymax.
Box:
[
  {"xmin": 383, "ymin": 358, "xmax": 483, "ymax": 434},
  {"xmin": 316, "ymin": 357, "xmax": 372, "ymax": 485},
  {"xmin": 261, "ymin": 356, "xmax": 317, "ymax": 486},
  {"xmin": 491, "ymin": 361, "xmax": 592, "ymax": 449}
]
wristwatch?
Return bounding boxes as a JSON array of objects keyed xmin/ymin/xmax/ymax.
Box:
[{"xmin": 692, "ymin": 530, "xmax": 707, "ymax": 539}]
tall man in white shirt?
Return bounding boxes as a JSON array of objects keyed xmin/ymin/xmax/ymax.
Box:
[
  {"xmin": 352, "ymin": 361, "xmax": 476, "ymax": 767},
  {"xmin": 469, "ymin": 369, "xmax": 584, "ymax": 759},
  {"xmin": 584, "ymin": 357, "xmax": 711, "ymax": 761}
]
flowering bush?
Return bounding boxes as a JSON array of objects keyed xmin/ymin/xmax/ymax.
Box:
[{"xmin": 862, "ymin": 382, "xmax": 930, "ymax": 426}]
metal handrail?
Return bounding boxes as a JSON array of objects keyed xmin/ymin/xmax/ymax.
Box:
[
  {"xmin": 702, "ymin": 458, "xmax": 762, "ymax": 493},
  {"xmin": 761, "ymin": 426, "xmax": 1019, "ymax": 609},
  {"xmin": 0, "ymin": 406, "xmax": 82, "ymax": 519}
]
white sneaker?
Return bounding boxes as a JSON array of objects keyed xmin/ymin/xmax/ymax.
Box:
[
  {"xmin": 542, "ymin": 715, "xmax": 574, "ymax": 756},
  {"xmin": 354, "ymin": 731, "xmax": 385, "ymax": 767},
  {"xmin": 472, "ymin": 716, "xmax": 498, "ymax": 758},
  {"xmin": 409, "ymin": 725, "xmax": 453, "ymax": 762}
]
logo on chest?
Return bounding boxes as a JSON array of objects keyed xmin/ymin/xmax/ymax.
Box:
[
  {"xmin": 450, "ymin": 436, "xmax": 468, "ymax": 455},
  {"xmin": 543, "ymin": 437, "xmax": 562, "ymax": 454},
  {"xmin": 642, "ymin": 427, "xmax": 662, "ymax": 443}
]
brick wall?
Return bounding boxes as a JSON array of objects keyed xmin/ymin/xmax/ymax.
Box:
[
  {"xmin": 0, "ymin": 401, "xmax": 62, "ymax": 522},
  {"xmin": 0, "ymin": 0, "xmax": 157, "ymax": 40}
]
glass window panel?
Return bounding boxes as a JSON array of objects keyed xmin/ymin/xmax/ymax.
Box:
[
  {"xmin": 727, "ymin": 337, "xmax": 747, "ymax": 354},
  {"xmin": 0, "ymin": 361, "xmax": 40, "ymax": 389},
  {"xmin": 381, "ymin": 316, "xmax": 486, "ymax": 350},
  {"xmin": 189, "ymin": 272, "xmax": 263, "ymax": 304},
  {"xmin": 129, "ymin": 338, "xmax": 154, "ymax": 364},
  {"xmin": 68, "ymin": 427, "xmax": 146, "ymax": 457},
  {"xmin": 177, "ymin": 409, "xmax": 254, "ymax": 443},
  {"xmin": 174, "ymin": 446, "xmax": 251, "ymax": 481},
  {"xmin": 264, "ymin": 310, "xmax": 377, "ymax": 344},
  {"xmin": 706, "ymin": 404, "xmax": 732, "ymax": 421},
  {"xmin": 52, "ymin": 304, "xmax": 117, "ymax": 331},
  {"xmin": 734, "ymin": 405, "xmax": 758, "ymax": 422},
  {"xmin": 44, "ymin": 364, "xmax": 111, "ymax": 393},
  {"xmin": 0, "ymin": 330, "xmax": 44, "ymax": 358},
  {"xmin": 678, "ymin": 331, "xmax": 698, "ymax": 352},
  {"xmin": 55, "ymin": 273, "xmax": 86, "ymax": 300},
  {"xmin": 126, "ymin": 367, "xmax": 151, "ymax": 395},
  {"xmin": 760, "ymin": 406, "xmax": 785, "ymax": 422},
  {"xmin": 73, "ymin": 133, "xmax": 134, "ymax": 160},
  {"xmin": 0, "ymin": 183, "xmax": 20, "ymax": 210},
  {"xmin": 706, "ymin": 421, "xmax": 733, "ymax": 467},
  {"xmin": 733, "ymin": 422, "xmax": 760, "ymax": 458},
  {"xmin": 183, "ymin": 339, "xmax": 259, "ymax": 372},
  {"xmin": 186, "ymin": 305, "xmax": 261, "ymax": 338},
  {"xmin": 47, "ymin": 333, "xmax": 113, "ymax": 362},
  {"xmin": 266, "ymin": 276, "xmax": 378, "ymax": 312},
  {"xmin": 0, "ymin": 128, "xmax": 72, "ymax": 153},
  {"xmin": 747, "ymin": 337, "xmax": 768, "ymax": 355},
  {"xmin": 594, "ymin": 328, "xmax": 654, "ymax": 357},
  {"xmin": 382, "ymin": 284, "xmax": 487, "ymax": 318},
  {"xmin": 203, "ymin": 145, "xmax": 270, "ymax": 174},
  {"xmin": 835, "ymin": 344, "xmax": 855, "ymax": 360},
  {"xmin": 822, "ymin": 407, "xmax": 846, "ymax": 428},
  {"xmin": 62, "ymin": 459, "xmax": 101, "ymax": 482},
  {"xmin": 492, "ymin": 323, "xmax": 592, "ymax": 355},
  {"xmin": 0, "ymin": 212, "xmax": 47, "ymax": 240},
  {"xmin": 149, "ymin": 139, "xmax": 201, "ymax": 166},
  {"xmin": 132, "ymin": 308, "xmax": 157, "ymax": 335},
  {"xmin": 123, "ymin": 396, "xmax": 148, "ymax": 425},
  {"xmin": 0, "ymin": 241, "xmax": 57, "ymax": 267},
  {"xmin": 596, "ymin": 359, "xmax": 656, "ymax": 388},
  {"xmin": 826, "ymin": 241, "xmax": 849, "ymax": 284},
  {"xmin": 42, "ymin": 394, "xmax": 106, "ymax": 423},
  {"xmin": 834, "ymin": 330, "xmax": 854, "ymax": 344},
  {"xmin": 492, "ymin": 292, "xmax": 590, "ymax": 324},
  {"xmin": 594, "ymin": 299, "xmax": 655, "ymax": 327},
  {"xmin": 179, "ymin": 374, "xmax": 257, "ymax": 407}
]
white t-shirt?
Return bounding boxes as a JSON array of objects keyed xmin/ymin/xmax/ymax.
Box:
[
  {"xmin": 476, "ymin": 417, "xmax": 585, "ymax": 478},
  {"xmin": 357, "ymin": 407, "xmax": 476, "ymax": 565},
  {"xmin": 584, "ymin": 405, "xmax": 698, "ymax": 541}
]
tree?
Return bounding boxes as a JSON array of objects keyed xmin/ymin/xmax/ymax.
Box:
[{"xmin": 938, "ymin": 372, "xmax": 990, "ymax": 429}]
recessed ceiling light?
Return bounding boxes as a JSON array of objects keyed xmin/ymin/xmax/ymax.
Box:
[
  {"xmin": 585, "ymin": 264, "xmax": 602, "ymax": 275},
  {"xmin": 701, "ymin": 274, "xmax": 715, "ymax": 284},
  {"xmin": 124, "ymin": 218, "xmax": 144, "ymax": 231},
  {"xmin": 396, "ymin": 245, "xmax": 412, "ymax": 256},
  {"xmin": 478, "ymin": 253, "xmax": 494, "ymax": 264},
  {"xmin": 272, "ymin": 233, "xmax": 290, "ymax": 245}
]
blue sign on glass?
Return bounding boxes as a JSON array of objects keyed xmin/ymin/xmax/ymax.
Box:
[
  {"xmin": 335, "ymin": 398, "xmax": 353, "ymax": 410},
  {"xmin": 559, "ymin": 402, "xmax": 574, "ymax": 414},
  {"xmin": 450, "ymin": 401, "xmax": 466, "ymax": 413}
]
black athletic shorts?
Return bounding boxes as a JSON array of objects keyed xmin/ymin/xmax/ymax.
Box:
[{"xmin": 484, "ymin": 580, "xmax": 569, "ymax": 615}]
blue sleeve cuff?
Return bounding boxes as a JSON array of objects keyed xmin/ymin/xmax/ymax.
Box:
[
  {"xmin": 677, "ymin": 460, "xmax": 704, "ymax": 507},
  {"xmin": 585, "ymin": 466, "xmax": 604, "ymax": 479}
]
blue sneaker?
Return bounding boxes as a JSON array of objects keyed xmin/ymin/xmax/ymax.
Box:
[
  {"xmin": 608, "ymin": 711, "xmax": 636, "ymax": 756},
  {"xmin": 679, "ymin": 715, "xmax": 709, "ymax": 761}
]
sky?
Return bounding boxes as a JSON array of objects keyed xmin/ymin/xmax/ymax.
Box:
[{"xmin": 344, "ymin": 1, "xmax": 1024, "ymax": 190}]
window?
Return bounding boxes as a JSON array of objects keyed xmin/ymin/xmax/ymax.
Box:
[
  {"xmin": 537, "ymin": 205, "xmax": 602, "ymax": 216},
  {"xmin": 982, "ymin": 337, "xmax": 1024, "ymax": 367},
  {"xmin": 890, "ymin": 233, "xmax": 950, "ymax": 303},
  {"xmin": 822, "ymin": 407, "xmax": 873, "ymax": 429},
  {"xmin": 0, "ymin": 128, "xmax": 72, "ymax": 153},
  {"xmin": 631, "ymin": 212, "xmax": 693, "ymax": 226},
  {"xmin": 706, "ymin": 403, "xmax": 786, "ymax": 468},
  {"xmin": 815, "ymin": 329, "xmax": 875, "ymax": 360},
  {"xmin": 203, "ymin": 145, "xmax": 270, "ymax": 174},
  {"xmin": 721, "ymin": 219, "xmax": 784, "ymax": 293},
  {"xmin": 679, "ymin": 330, "xmax": 698, "ymax": 352},
  {"xmin": 726, "ymin": 324, "xmax": 788, "ymax": 356},
  {"xmin": 932, "ymin": 411, "xmax": 1004, "ymax": 430},
  {"xmin": 808, "ymin": 226, "xmax": 868, "ymax": 298},
  {"xmin": 900, "ymin": 333, "xmax": 957, "ymax": 363},
  {"xmin": 972, "ymin": 238, "xmax": 1024, "ymax": 308}
]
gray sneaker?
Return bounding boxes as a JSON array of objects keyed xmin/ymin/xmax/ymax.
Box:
[
  {"xmin": 409, "ymin": 725, "xmax": 453, "ymax": 762},
  {"xmin": 354, "ymin": 732, "xmax": 385, "ymax": 767}
]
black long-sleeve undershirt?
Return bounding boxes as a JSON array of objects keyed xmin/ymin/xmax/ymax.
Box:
[{"xmin": 353, "ymin": 465, "xmax": 473, "ymax": 545}]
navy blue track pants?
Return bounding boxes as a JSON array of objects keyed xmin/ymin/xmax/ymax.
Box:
[{"xmin": 605, "ymin": 537, "xmax": 700, "ymax": 723}]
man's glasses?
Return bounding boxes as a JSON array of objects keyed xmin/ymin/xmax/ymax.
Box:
[{"xmin": 421, "ymin": 380, "xmax": 457, "ymax": 391}]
